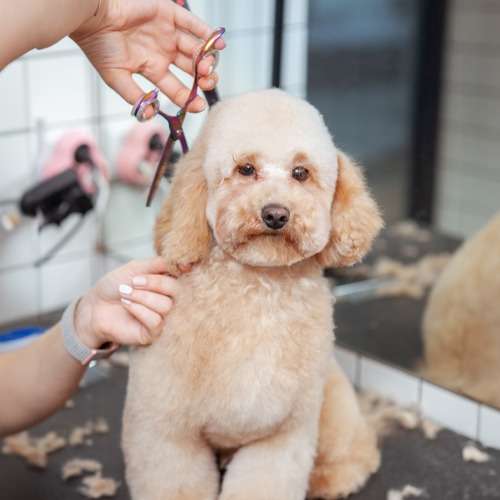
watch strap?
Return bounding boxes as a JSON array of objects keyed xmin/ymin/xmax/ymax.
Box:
[{"xmin": 62, "ymin": 299, "xmax": 119, "ymax": 366}]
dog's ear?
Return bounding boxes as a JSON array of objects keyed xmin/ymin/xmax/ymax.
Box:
[
  {"xmin": 154, "ymin": 141, "xmax": 211, "ymax": 276},
  {"xmin": 316, "ymin": 151, "xmax": 383, "ymax": 268}
]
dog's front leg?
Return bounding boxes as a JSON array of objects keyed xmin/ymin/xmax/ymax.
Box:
[
  {"xmin": 308, "ymin": 359, "xmax": 380, "ymax": 499},
  {"xmin": 218, "ymin": 406, "xmax": 320, "ymax": 500},
  {"xmin": 124, "ymin": 434, "xmax": 219, "ymax": 500}
]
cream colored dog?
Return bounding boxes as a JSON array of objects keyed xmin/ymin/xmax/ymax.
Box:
[
  {"xmin": 422, "ymin": 212, "xmax": 500, "ymax": 407},
  {"xmin": 122, "ymin": 89, "xmax": 383, "ymax": 500}
]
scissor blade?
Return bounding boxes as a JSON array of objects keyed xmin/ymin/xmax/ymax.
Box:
[{"xmin": 146, "ymin": 137, "xmax": 174, "ymax": 206}]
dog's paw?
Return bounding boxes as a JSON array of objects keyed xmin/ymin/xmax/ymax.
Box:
[
  {"xmin": 307, "ymin": 451, "xmax": 380, "ymax": 499},
  {"xmin": 163, "ymin": 259, "xmax": 197, "ymax": 277}
]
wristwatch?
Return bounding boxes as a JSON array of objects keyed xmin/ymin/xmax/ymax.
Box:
[{"xmin": 62, "ymin": 299, "xmax": 119, "ymax": 366}]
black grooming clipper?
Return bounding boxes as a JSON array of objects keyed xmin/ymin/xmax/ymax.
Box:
[{"xmin": 19, "ymin": 145, "xmax": 95, "ymax": 230}]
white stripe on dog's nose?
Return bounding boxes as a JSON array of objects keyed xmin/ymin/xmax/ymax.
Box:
[{"xmin": 261, "ymin": 163, "xmax": 289, "ymax": 180}]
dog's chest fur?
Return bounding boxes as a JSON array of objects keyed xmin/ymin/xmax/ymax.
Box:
[{"xmin": 126, "ymin": 249, "xmax": 334, "ymax": 448}]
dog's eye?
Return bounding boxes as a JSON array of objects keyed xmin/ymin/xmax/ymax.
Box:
[
  {"xmin": 292, "ymin": 166, "xmax": 309, "ymax": 182},
  {"xmin": 238, "ymin": 164, "xmax": 256, "ymax": 176}
]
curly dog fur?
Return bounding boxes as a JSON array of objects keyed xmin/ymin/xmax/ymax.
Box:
[
  {"xmin": 422, "ymin": 212, "xmax": 500, "ymax": 407},
  {"xmin": 122, "ymin": 89, "xmax": 383, "ymax": 500}
]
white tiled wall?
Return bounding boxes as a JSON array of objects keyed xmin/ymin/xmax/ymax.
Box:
[
  {"xmin": 436, "ymin": 0, "xmax": 500, "ymax": 237},
  {"xmin": 340, "ymin": 343, "xmax": 500, "ymax": 449},
  {"xmin": 0, "ymin": 0, "xmax": 309, "ymax": 323}
]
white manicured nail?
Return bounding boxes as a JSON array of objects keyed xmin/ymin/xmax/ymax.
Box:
[
  {"xmin": 208, "ymin": 64, "xmax": 214, "ymax": 75},
  {"xmin": 119, "ymin": 284, "xmax": 132, "ymax": 295},
  {"xmin": 132, "ymin": 276, "xmax": 147, "ymax": 286},
  {"xmin": 121, "ymin": 298, "xmax": 132, "ymax": 305}
]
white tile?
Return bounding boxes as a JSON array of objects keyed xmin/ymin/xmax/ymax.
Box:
[
  {"xmin": 38, "ymin": 213, "xmax": 98, "ymax": 261},
  {"xmin": 0, "ymin": 61, "xmax": 28, "ymax": 132},
  {"xmin": 284, "ymin": 83, "xmax": 307, "ymax": 99},
  {"xmin": 460, "ymin": 210, "xmax": 498, "ymax": 238},
  {"xmin": 439, "ymin": 129, "xmax": 500, "ymax": 177},
  {"xmin": 99, "ymin": 79, "xmax": 133, "ymax": 117},
  {"xmin": 26, "ymin": 54, "xmax": 92, "ymax": 125},
  {"xmin": 99, "ymin": 118, "xmax": 137, "ymax": 179},
  {"xmin": 444, "ymin": 91, "xmax": 500, "ymax": 134},
  {"xmin": 0, "ymin": 267, "xmax": 38, "ymax": 323},
  {"xmin": 0, "ymin": 133, "xmax": 33, "ymax": 196},
  {"xmin": 186, "ymin": 0, "xmax": 213, "ymax": 26},
  {"xmin": 0, "ymin": 220, "xmax": 38, "ymax": 270},
  {"xmin": 121, "ymin": 241, "xmax": 155, "ymax": 260},
  {"xmin": 103, "ymin": 183, "xmax": 156, "ymax": 248},
  {"xmin": 103, "ymin": 255, "xmax": 125, "ymax": 274},
  {"xmin": 43, "ymin": 37, "xmax": 79, "ymax": 55},
  {"xmin": 182, "ymin": 108, "xmax": 208, "ymax": 141},
  {"xmin": 446, "ymin": 49, "xmax": 500, "ymax": 88},
  {"xmin": 39, "ymin": 255, "xmax": 92, "ymax": 312},
  {"xmin": 216, "ymin": 0, "xmax": 274, "ymax": 32},
  {"xmin": 479, "ymin": 405, "xmax": 500, "ymax": 450},
  {"xmin": 421, "ymin": 381, "xmax": 480, "ymax": 440},
  {"xmin": 436, "ymin": 209, "xmax": 462, "ymax": 238},
  {"xmin": 359, "ymin": 357, "xmax": 421, "ymax": 406},
  {"xmin": 334, "ymin": 346, "xmax": 358, "ymax": 385},
  {"xmin": 218, "ymin": 30, "xmax": 273, "ymax": 96},
  {"xmin": 449, "ymin": 7, "xmax": 500, "ymax": 47},
  {"xmin": 282, "ymin": 26, "xmax": 308, "ymax": 88},
  {"xmin": 285, "ymin": 0, "xmax": 309, "ymax": 26}
]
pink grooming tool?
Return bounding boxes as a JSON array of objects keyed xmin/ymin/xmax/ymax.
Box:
[
  {"xmin": 116, "ymin": 122, "xmax": 168, "ymax": 186},
  {"xmin": 41, "ymin": 130, "xmax": 108, "ymax": 192}
]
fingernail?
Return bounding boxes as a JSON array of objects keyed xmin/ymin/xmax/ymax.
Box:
[
  {"xmin": 207, "ymin": 64, "xmax": 214, "ymax": 75},
  {"xmin": 132, "ymin": 276, "xmax": 147, "ymax": 286},
  {"xmin": 119, "ymin": 284, "xmax": 132, "ymax": 295},
  {"xmin": 121, "ymin": 298, "xmax": 132, "ymax": 305}
]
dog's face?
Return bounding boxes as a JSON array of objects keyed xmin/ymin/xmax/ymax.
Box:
[
  {"xmin": 206, "ymin": 150, "xmax": 334, "ymax": 267},
  {"xmin": 155, "ymin": 89, "xmax": 383, "ymax": 272}
]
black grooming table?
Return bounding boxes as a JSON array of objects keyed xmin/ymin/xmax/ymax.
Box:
[{"xmin": 1, "ymin": 362, "xmax": 500, "ymax": 500}]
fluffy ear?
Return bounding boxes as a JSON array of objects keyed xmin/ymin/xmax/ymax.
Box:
[
  {"xmin": 316, "ymin": 151, "xmax": 383, "ymax": 268},
  {"xmin": 154, "ymin": 142, "xmax": 212, "ymax": 276}
]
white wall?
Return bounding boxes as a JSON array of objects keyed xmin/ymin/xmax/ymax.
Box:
[
  {"xmin": 0, "ymin": 0, "xmax": 308, "ymax": 324},
  {"xmin": 436, "ymin": 0, "xmax": 500, "ymax": 237}
]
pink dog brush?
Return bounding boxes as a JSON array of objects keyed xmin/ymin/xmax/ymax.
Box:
[
  {"xmin": 116, "ymin": 122, "xmax": 168, "ymax": 186},
  {"xmin": 41, "ymin": 130, "xmax": 108, "ymax": 192}
]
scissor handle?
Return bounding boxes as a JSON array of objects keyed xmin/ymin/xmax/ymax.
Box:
[
  {"xmin": 131, "ymin": 89, "xmax": 160, "ymax": 122},
  {"xmin": 141, "ymin": 27, "xmax": 225, "ymax": 206},
  {"xmin": 183, "ymin": 27, "xmax": 225, "ymax": 115}
]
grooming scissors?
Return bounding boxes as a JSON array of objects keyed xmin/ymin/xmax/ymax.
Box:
[{"xmin": 131, "ymin": 27, "xmax": 225, "ymax": 206}]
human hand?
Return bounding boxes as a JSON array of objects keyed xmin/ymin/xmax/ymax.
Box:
[
  {"xmin": 74, "ymin": 257, "xmax": 178, "ymax": 349},
  {"xmin": 71, "ymin": 0, "xmax": 225, "ymax": 115}
]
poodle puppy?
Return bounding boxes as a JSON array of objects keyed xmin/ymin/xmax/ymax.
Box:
[
  {"xmin": 422, "ymin": 212, "xmax": 500, "ymax": 407},
  {"xmin": 122, "ymin": 89, "xmax": 383, "ymax": 500}
]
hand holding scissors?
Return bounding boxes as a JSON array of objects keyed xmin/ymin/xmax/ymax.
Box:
[{"xmin": 131, "ymin": 27, "xmax": 226, "ymax": 206}]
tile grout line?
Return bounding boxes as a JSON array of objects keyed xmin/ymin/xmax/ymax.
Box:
[
  {"xmin": 476, "ymin": 405, "xmax": 482, "ymax": 444},
  {"xmin": 354, "ymin": 353, "xmax": 362, "ymax": 389},
  {"xmin": 417, "ymin": 376, "xmax": 424, "ymax": 413}
]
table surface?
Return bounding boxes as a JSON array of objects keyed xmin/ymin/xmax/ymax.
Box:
[{"xmin": 1, "ymin": 361, "xmax": 500, "ymax": 500}]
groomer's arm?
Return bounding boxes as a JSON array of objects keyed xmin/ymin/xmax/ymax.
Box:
[
  {"xmin": 0, "ymin": 257, "xmax": 178, "ymax": 437},
  {"xmin": 0, "ymin": 323, "xmax": 85, "ymax": 436},
  {"xmin": 0, "ymin": 0, "xmax": 224, "ymax": 113},
  {"xmin": 0, "ymin": 0, "xmax": 98, "ymax": 69}
]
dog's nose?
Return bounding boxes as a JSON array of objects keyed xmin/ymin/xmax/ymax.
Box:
[{"xmin": 261, "ymin": 204, "xmax": 290, "ymax": 230}]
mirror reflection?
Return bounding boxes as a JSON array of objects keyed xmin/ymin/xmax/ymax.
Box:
[{"xmin": 308, "ymin": 1, "xmax": 500, "ymax": 409}]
